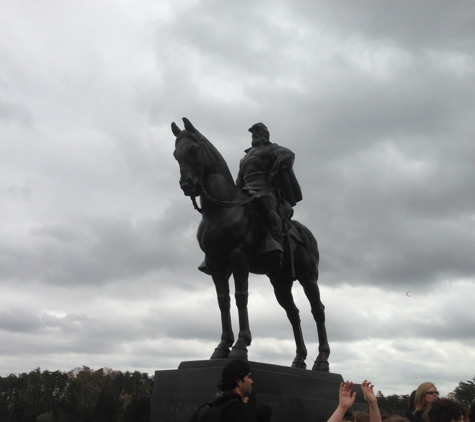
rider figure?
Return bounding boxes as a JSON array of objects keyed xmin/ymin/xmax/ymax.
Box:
[{"xmin": 236, "ymin": 123, "xmax": 302, "ymax": 258}]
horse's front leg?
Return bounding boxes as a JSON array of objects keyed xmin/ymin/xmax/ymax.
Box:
[
  {"xmin": 209, "ymin": 262, "xmax": 234, "ymax": 359},
  {"xmin": 229, "ymin": 249, "xmax": 251, "ymax": 359}
]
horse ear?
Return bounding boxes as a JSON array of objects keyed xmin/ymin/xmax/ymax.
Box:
[
  {"xmin": 171, "ymin": 122, "xmax": 182, "ymax": 137},
  {"xmin": 182, "ymin": 117, "xmax": 197, "ymax": 133}
]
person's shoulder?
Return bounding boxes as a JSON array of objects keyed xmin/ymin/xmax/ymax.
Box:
[
  {"xmin": 268, "ymin": 142, "xmax": 292, "ymax": 152},
  {"xmin": 215, "ymin": 392, "xmax": 240, "ymax": 405},
  {"xmin": 216, "ymin": 393, "xmax": 255, "ymax": 421},
  {"xmin": 228, "ymin": 401, "xmax": 256, "ymax": 422},
  {"xmin": 267, "ymin": 142, "xmax": 281, "ymax": 152}
]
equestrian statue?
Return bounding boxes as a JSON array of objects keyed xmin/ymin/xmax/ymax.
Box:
[{"xmin": 172, "ymin": 117, "xmax": 330, "ymax": 371}]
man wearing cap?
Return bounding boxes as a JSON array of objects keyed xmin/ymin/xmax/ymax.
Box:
[
  {"xmin": 236, "ymin": 123, "xmax": 302, "ymax": 259},
  {"xmin": 213, "ymin": 360, "xmax": 256, "ymax": 422}
]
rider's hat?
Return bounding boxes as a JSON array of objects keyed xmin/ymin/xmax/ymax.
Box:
[{"xmin": 248, "ymin": 122, "xmax": 268, "ymax": 133}]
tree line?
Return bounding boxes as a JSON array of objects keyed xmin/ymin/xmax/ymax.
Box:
[
  {"xmin": 0, "ymin": 367, "xmax": 152, "ymax": 422},
  {"xmin": 1, "ymin": 368, "xmax": 474, "ymax": 422}
]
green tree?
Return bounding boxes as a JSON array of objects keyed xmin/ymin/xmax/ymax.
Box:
[
  {"xmin": 0, "ymin": 366, "xmax": 153, "ymax": 422},
  {"xmin": 451, "ymin": 376, "xmax": 475, "ymax": 407},
  {"xmin": 376, "ymin": 391, "xmax": 410, "ymax": 416},
  {"xmin": 124, "ymin": 396, "xmax": 151, "ymax": 422}
]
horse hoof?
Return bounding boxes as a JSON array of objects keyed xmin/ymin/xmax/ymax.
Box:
[
  {"xmin": 210, "ymin": 347, "xmax": 230, "ymax": 359},
  {"xmin": 291, "ymin": 359, "xmax": 307, "ymax": 370},
  {"xmin": 312, "ymin": 359, "xmax": 330, "ymax": 372},
  {"xmin": 229, "ymin": 346, "xmax": 248, "ymax": 359}
]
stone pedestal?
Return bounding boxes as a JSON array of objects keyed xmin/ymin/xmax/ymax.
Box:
[{"xmin": 150, "ymin": 360, "xmax": 368, "ymax": 422}]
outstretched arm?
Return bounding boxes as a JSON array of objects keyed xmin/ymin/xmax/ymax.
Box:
[
  {"xmin": 327, "ymin": 381, "xmax": 356, "ymax": 422},
  {"xmin": 361, "ymin": 380, "xmax": 382, "ymax": 422}
]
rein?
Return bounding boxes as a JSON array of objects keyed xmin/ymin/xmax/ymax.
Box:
[
  {"xmin": 188, "ymin": 143, "xmax": 274, "ymax": 213},
  {"xmin": 190, "ymin": 181, "xmax": 274, "ymax": 214}
]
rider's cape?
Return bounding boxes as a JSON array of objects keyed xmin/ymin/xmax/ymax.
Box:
[
  {"xmin": 276, "ymin": 167, "xmax": 302, "ymax": 207},
  {"xmin": 268, "ymin": 142, "xmax": 302, "ymax": 207}
]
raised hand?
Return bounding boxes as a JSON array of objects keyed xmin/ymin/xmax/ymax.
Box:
[
  {"xmin": 361, "ymin": 380, "xmax": 381, "ymax": 422},
  {"xmin": 339, "ymin": 381, "xmax": 357, "ymax": 410},
  {"xmin": 361, "ymin": 380, "xmax": 377, "ymax": 404},
  {"xmin": 327, "ymin": 381, "xmax": 356, "ymax": 422}
]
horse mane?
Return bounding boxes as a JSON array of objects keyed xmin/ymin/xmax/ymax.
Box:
[
  {"xmin": 183, "ymin": 125, "xmax": 236, "ymax": 189},
  {"xmin": 201, "ymin": 135, "xmax": 235, "ymax": 184}
]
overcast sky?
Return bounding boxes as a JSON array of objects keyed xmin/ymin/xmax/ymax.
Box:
[{"xmin": 1, "ymin": 0, "xmax": 474, "ymax": 397}]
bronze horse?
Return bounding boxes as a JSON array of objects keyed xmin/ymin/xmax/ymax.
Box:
[{"xmin": 172, "ymin": 118, "xmax": 330, "ymax": 371}]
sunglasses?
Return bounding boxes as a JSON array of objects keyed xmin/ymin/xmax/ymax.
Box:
[{"xmin": 426, "ymin": 391, "xmax": 440, "ymax": 395}]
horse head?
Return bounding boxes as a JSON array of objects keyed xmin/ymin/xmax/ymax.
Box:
[{"xmin": 172, "ymin": 118, "xmax": 213, "ymax": 197}]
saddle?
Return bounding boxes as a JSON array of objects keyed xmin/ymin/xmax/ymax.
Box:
[{"xmin": 198, "ymin": 198, "xmax": 303, "ymax": 276}]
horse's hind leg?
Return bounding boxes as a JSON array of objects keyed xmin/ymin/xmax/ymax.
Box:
[
  {"xmin": 269, "ymin": 274, "xmax": 308, "ymax": 369},
  {"xmin": 299, "ymin": 272, "xmax": 330, "ymax": 372},
  {"xmin": 209, "ymin": 264, "xmax": 234, "ymax": 359}
]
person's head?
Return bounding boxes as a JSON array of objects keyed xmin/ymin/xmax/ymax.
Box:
[
  {"xmin": 414, "ymin": 382, "xmax": 439, "ymax": 412},
  {"xmin": 343, "ymin": 411, "xmax": 355, "ymax": 422},
  {"xmin": 428, "ymin": 398, "xmax": 467, "ymax": 422},
  {"xmin": 468, "ymin": 402, "xmax": 475, "ymax": 422},
  {"xmin": 248, "ymin": 123, "xmax": 270, "ymax": 146},
  {"xmin": 353, "ymin": 411, "xmax": 370, "ymax": 422},
  {"xmin": 217, "ymin": 360, "xmax": 253, "ymax": 398}
]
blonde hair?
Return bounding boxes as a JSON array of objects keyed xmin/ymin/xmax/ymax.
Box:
[{"xmin": 414, "ymin": 382, "xmax": 436, "ymax": 413}]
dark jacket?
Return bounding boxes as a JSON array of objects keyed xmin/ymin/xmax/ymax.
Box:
[
  {"xmin": 236, "ymin": 142, "xmax": 302, "ymax": 207},
  {"xmin": 214, "ymin": 392, "xmax": 256, "ymax": 422},
  {"xmin": 406, "ymin": 410, "xmax": 424, "ymax": 422}
]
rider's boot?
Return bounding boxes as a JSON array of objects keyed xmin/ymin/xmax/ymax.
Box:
[{"xmin": 270, "ymin": 224, "xmax": 284, "ymax": 266}]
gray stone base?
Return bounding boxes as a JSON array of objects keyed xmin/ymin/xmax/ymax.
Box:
[{"xmin": 150, "ymin": 360, "xmax": 368, "ymax": 422}]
